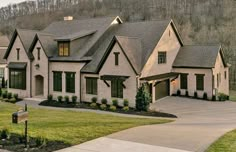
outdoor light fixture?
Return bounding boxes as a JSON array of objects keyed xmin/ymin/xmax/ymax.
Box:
[{"xmin": 35, "ymin": 64, "xmax": 40, "ymax": 69}]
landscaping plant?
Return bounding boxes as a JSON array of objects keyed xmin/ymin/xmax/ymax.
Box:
[
  {"xmin": 57, "ymin": 96, "xmax": 63, "ymax": 103},
  {"xmin": 0, "ymin": 88, "xmax": 2, "ymax": 96},
  {"xmin": 7, "ymin": 92, "xmax": 12, "ymax": 99},
  {"xmin": 64, "ymin": 96, "xmax": 70, "ymax": 104},
  {"xmin": 203, "ymin": 92, "xmax": 208, "ymax": 100},
  {"xmin": 72, "ymin": 96, "xmax": 77, "ymax": 104},
  {"xmin": 100, "ymin": 104, "xmax": 107, "ymax": 110},
  {"xmin": 135, "ymin": 85, "xmax": 151, "ymax": 111},
  {"xmin": 0, "ymin": 128, "xmax": 9, "ymax": 139},
  {"xmin": 13, "ymin": 94, "xmax": 18, "ymax": 100},
  {"xmin": 47, "ymin": 94, "xmax": 53, "ymax": 102},
  {"xmin": 90, "ymin": 103, "xmax": 97, "ymax": 108},
  {"xmin": 112, "ymin": 99, "xmax": 118, "ymax": 107},
  {"xmin": 177, "ymin": 90, "xmax": 181, "ymax": 96},
  {"xmin": 123, "ymin": 106, "xmax": 129, "ymax": 112},
  {"xmin": 91, "ymin": 97, "xmax": 97, "ymax": 103},
  {"xmin": 194, "ymin": 91, "xmax": 198, "ymax": 98},
  {"xmin": 185, "ymin": 91, "xmax": 189, "ymax": 97},
  {"xmin": 101, "ymin": 98, "xmax": 108, "ymax": 105},
  {"xmin": 123, "ymin": 99, "xmax": 129, "ymax": 107},
  {"xmin": 218, "ymin": 93, "xmax": 228, "ymax": 101},
  {"xmin": 109, "ymin": 105, "xmax": 116, "ymax": 111}
]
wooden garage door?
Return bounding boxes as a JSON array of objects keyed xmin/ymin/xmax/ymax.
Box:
[{"xmin": 155, "ymin": 80, "xmax": 169, "ymax": 100}]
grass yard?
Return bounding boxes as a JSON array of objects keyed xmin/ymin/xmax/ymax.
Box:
[
  {"xmin": 206, "ymin": 129, "xmax": 236, "ymax": 152},
  {"xmin": 0, "ymin": 102, "xmax": 172, "ymax": 146},
  {"xmin": 230, "ymin": 90, "xmax": 236, "ymax": 101}
]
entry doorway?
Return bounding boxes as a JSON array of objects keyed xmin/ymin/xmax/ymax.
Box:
[{"xmin": 35, "ymin": 75, "xmax": 44, "ymax": 96}]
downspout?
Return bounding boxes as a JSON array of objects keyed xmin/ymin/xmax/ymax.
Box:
[
  {"xmin": 211, "ymin": 68, "xmax": 214, "ymax": 100},
  {"xmin": 48, "ymin": 57, "xmax": 50, "ymax": 96},
  {"xmin": 80, "ymin": 69, "xmax": 82, "ymax": 103},
  {"xmin": 30, "ymin": 59, "xmax": 32, "ymax": 97}
]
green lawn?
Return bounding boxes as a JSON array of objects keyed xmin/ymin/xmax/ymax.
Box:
[
  {"xmin": 230, "ymin": 90, "xmax": 236, "ymax": 101},
  {"xmin": 0, "ymin": 102, "xmax": 172, "ymax": 145},
  {"xmin": 206, "ymin": 129, "xmax": 236, "ymax": 152}
]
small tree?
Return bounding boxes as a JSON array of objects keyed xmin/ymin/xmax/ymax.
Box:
[
  {"xmin": 135, "ymin": 85, "xmax": 151, "ymax": 111},
  {"xmin": 2, "ymin": 77, "xmax": 5, "ymax": 88}
]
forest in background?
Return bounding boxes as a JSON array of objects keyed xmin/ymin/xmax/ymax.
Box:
[{"xmin": 0, "ymin": 0, "xmax": 235, "ymax": 88}]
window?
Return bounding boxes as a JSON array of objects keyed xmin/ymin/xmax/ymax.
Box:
[
  {"xmin": 196, "ymin": 74, "xmax": 204, "ymax": 91},
  {"xmin": 158, "ymin": 52, "xmax": 166, "ymax": 64},
  {"xmin": 111, "ymin": 79, "xmax": 123, "ymax": 98},
  {"xmin": 65, "ymin": 72, "xmax": 75, "ymax": 93},
  {"xmin": 225, "ymin": 71, "xmax": 227, "ymax": 80},
  {"xmin": 9, "ymin": 69, "xmax": 26, "ymax": 89},
  {"xmin": 59, "ymin": 42, "xmax": 69, "ymax": 56},
  {"xmin": 86, "ymin": 77, "xmax": 97, "ymax": 95},
  {"xmin": 53, "ymin": 72, "xmax": 62, "ymax": 92},
  {"xmin": 0, "ymin": 68, "xmax": 4, "ymax": 78},
  {"xmin": 114, "ymin": 52, "xmax": 120, "ymax": 66},
  {"xmin": 180, "ymin": 74, "xmax": 188, "ymax": 89},
  {"xmin": 17, "ymin": 48, "xmax": 20, "ymax": 60},
  {"xmin": 37, "ymin": 47, "xmax": 41, "ymax": 60}
]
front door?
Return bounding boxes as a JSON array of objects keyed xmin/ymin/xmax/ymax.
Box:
[{"xmin": 35, "ymin": 75, "xmax": 44, "ymax": 96}]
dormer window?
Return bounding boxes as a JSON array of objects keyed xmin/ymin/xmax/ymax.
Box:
[
  {"xmin": 17, "ymin": 48, "xmax": 20, "ymax": 60},
  {"xmin": 59, "ymin": 42, "xmax": 69, "ymax": 56}
]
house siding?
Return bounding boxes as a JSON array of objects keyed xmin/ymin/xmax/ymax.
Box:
[
  {"xmin": 82, "ymin": 42, "xmax": 137, "ymax": 107},
  {"xmin": 49, "ymin": 62, "xmax": 85, "ymax": 100},
  {"xmin": 173, "ymin": 68, "xmax": 213, "ymax": 99},
  {"xmin": 6, "ymin": 36, "xmax": 31, "ymax": 98},
  {"xmin": 213, "ymin": 52, "xmax": 229, "ymax": 95},
  {"xmin": 31, "ymin": 41, "xmax": 49, "ymax": 98}
]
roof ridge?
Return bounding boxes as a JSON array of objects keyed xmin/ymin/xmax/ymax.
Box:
[
  {"xmin": 115, "ymin": 35, "xmax": 140, "ymax": 39},
  {"xmin": 183, "ymin": 44, "xmax": 221, "ymax": 47},
  {"xmin": 123, "ymin": 19, "xmax": 171, "ymax": 24},
  {"xmin": 16, "ymin": 28, "xmax": 39, "ymax": 32}
]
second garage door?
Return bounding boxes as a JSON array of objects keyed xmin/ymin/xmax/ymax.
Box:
[{"xmin": 155, "ymin": 80, "xmax": 170, "ymax": 100}]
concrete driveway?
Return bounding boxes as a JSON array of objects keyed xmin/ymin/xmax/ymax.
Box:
[{"xmin": 108, "ymin": 97, "xmax": 236, "ymax": 152}]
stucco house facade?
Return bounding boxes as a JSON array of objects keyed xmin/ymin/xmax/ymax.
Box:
[
  {"xmin": 0, "ymin": 36, "xmax": 9, "ymax": 87},
  {"xmin": 4, "ymin": 16, "xmax": 229, "ymax": 106}
]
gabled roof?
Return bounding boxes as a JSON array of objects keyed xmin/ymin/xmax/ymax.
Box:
[
  {"xmin": 173, "ymin": 45, "xmax": 227, "ymax": 68},
  {"xmin": 0, "ymin": 36, "xmax": 9, "ymax": 47},
  {"xmin": 54, "ymin": 30, "xmax": 97, "ymax": 41},
  {"xmin": 81, "ymin": 19, "xmax": 182, "ymax": 74},
  {"xmin": 4, "ymin": 29, "xmax": 38, "ymax": 59}
]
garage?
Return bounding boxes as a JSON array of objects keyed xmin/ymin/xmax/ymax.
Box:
[{"xmin": 155, "ymin": 80, "xmax": 170, "ymax": 100}]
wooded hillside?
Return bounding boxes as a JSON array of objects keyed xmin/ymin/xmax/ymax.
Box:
[{"xmin": 0, "ymin": 0, "xmax": 235, "ymax": 88}]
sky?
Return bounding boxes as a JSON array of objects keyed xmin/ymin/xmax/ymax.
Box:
[{"xmin": 0, "ymin": 0, "xmax": 29, "ymax": 8}]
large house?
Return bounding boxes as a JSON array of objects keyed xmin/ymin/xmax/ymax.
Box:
[
  {"xmin": 0, "ymin": 36, "xmax": 9, "ymax": 87},
  {"xmin": 4, "ymin": 16, "xmax": 229, "ymax": 107}
]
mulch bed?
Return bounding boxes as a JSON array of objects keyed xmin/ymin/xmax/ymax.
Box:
[{"xmin": 39, "ymin": 100, "xmax": 177, "ymax": 118}]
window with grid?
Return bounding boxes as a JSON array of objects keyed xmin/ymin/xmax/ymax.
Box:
[
  {"xmin": 196, "ymin": 74, "xmax": 204, "ymax": 91},
  {"xmin": 180, "ymin": 74, "xmax": 188, "ymax": 89},
  {"xmin": 9, "ymin": 69, "xmax": 26, "ymax": 90},
  {"xmin": 53, "ymin": 72, "xmax": 62, "ymax": 92},
  {"xmin": 66, "ymin": 72, "xmax": 75, "ymax": 93},
  {"xmin": 86, "ymin": 77, "xmax": 98, "ymax": 95},
  {"xmin": 158, "ymin": 52, "xmax": 166, "ymax": 64},
  {"xmin": 59, "ymin": 42, "xmax": 69, "ymax": 56},
  {"xmin": 111, "ymin": 79, "xmax": 123, "ymax": 98},
  {"xmin": 0, "ymin": 68, "xmax": 4, "ymax": 78}
]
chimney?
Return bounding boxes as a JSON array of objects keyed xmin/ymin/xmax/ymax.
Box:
[{"xmin": 64, "ymin": 16, "xmax": 73, "ymax": 21}]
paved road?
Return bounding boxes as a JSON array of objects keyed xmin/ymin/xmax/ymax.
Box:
[{"xmin": 108, "ymin": 97, "xmax": 236, "ymax": 152}]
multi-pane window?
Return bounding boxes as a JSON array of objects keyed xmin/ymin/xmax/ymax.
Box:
[
  {"xmin": 59, "ymin": 42, "xmax": 69, "ymax": 56},
  {"xmin": 9, "ymin": 69, "xmax": 26, "ymax": 89},
  {"xmin": 111, "ymin": 79, "xmax": 123, "ymax": 98},
  {"xmin": 180, "ymin": 74, "xmax": 188, "ymax": 89},
  {"xmin": 86, "ymin": 77, "xmax": 97, "ymax": 95},
  {"xmin": 37, "ymin": 47, "xmax": 41, "ymax": 60},
  {"xmin": 225, "ymin": 71, "xmax": 227, "ymax": 80},
  {"xmin": 66, "ymin": 72, "xmax": 75, "ymax": 93},
  {"xmin": 0, "ymin": 68, "xmax": 4, "ymax": 78},
  {"xmin": 114, "ymin": 52, "xmax": 120, "ymax": 66},
  {"xmin": 158, "ymin": 52, "xmax": 166, "ymax": 64},
  {"xmin": 53, "ymin": 72, "xmax": 62, "ymax": 92},
  {"xmin": 196, "ymin": 74, "xmax": 204, "ymax": 91}
]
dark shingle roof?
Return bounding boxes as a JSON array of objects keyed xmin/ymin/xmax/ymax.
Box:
[
  {"xmin": 173, "ymin": 45, "xmax": 222, "ymax": 68},
  {"xmin": 0, "ymin": 49, "xmax": 7, "ymax": 64},
  {"xmin": 54, "ymin": 30, "xmax": 97, "ymax": 41},
  {"xmin": 37, "ymin": 33, "xmax": 57, "ymax": 57},
  {"xmin": 81, "ymin": 20, "xmax": 173, "ymax": 74},
  {"xmin": 0, "ymin": 36, "xmax": 9, "ymax": 47}
]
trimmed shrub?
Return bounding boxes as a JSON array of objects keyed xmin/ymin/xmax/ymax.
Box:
[
  {"xmin": 57, "ymin": 96, "xmax": 63, "ymax": 103},
  {"xmin": 90, "ymin": 103, "xmax": 97, "ymax": 108},
  {"xmin": 218, "ymin": 93, "xmax": 228, "ymax": 101},
  {"xmin": 185, "ymin": 91, "xmax": 189, "ymax": 97},
  {"xmin": 9, "ymin": 98, "xmax": 17, "ymax": 103},
  {"xmin": 7, "ymin": 92, "xmax": 12, "ymax": 99},
  {"xmin": 1, "ymin": 77, "xmax": 5, "ymax": 88},
  {"xmin": 64, "ymin": 96, "xmax": 70, "ymax": 104},
  {"xmin": 91, "ymin": 97, "xmax": 97, "ymax": 103},
  {"xmin": 72, "ymin": 96, "xmax": 77, "ymax": 104},
  {"xmin": 135, "ymin": 85, "xmax": 151, "ymax": 112},
  {"xmin": 212, "ymin": 95, "xmax": 216, "ymax": 101},
  {"xmin": 100, "ymin": 104, "xmax": 107, "ymax": 110},
  {"xmin": 0, "ymin": 88, "xmax": 2, "ymax": 96},
  {"xmin": 123, "ymin": 99, "xmax": 129, "ymax": 107},
  {"xmin": 123, "ymin": 106, "xmax": 129, "ymax": 112},
  {"xmin": 101, "ymin": 98, "xmax": 108, "ymax": 105},
  {"xmin": 112, "ymin": 99, "xmax": 118, "ymax": 107},
  {"xmin": 194, "ymin": 91, "xmax": 198, "ymax": 98},
  {"xmin": 203, "ymin": 92, "xmax": 208, "ymax": 100},
  {"xmin": 47, "ymin": 94, "xmax": 53, "ymax": 101},
  {"xmin": 0, "ymin": 128, "xmax": 9, "ymax": 139},
  {"xmin": 109, "ymin": 105, "xmax": 117, "ymax": 111},
  {"xmin": 13, "ymin": 94, "xmax": 18, "ymax": 100},
  {"xmin": 177, "ymin": 90, "xmax": 181, "ymax": 96}
]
